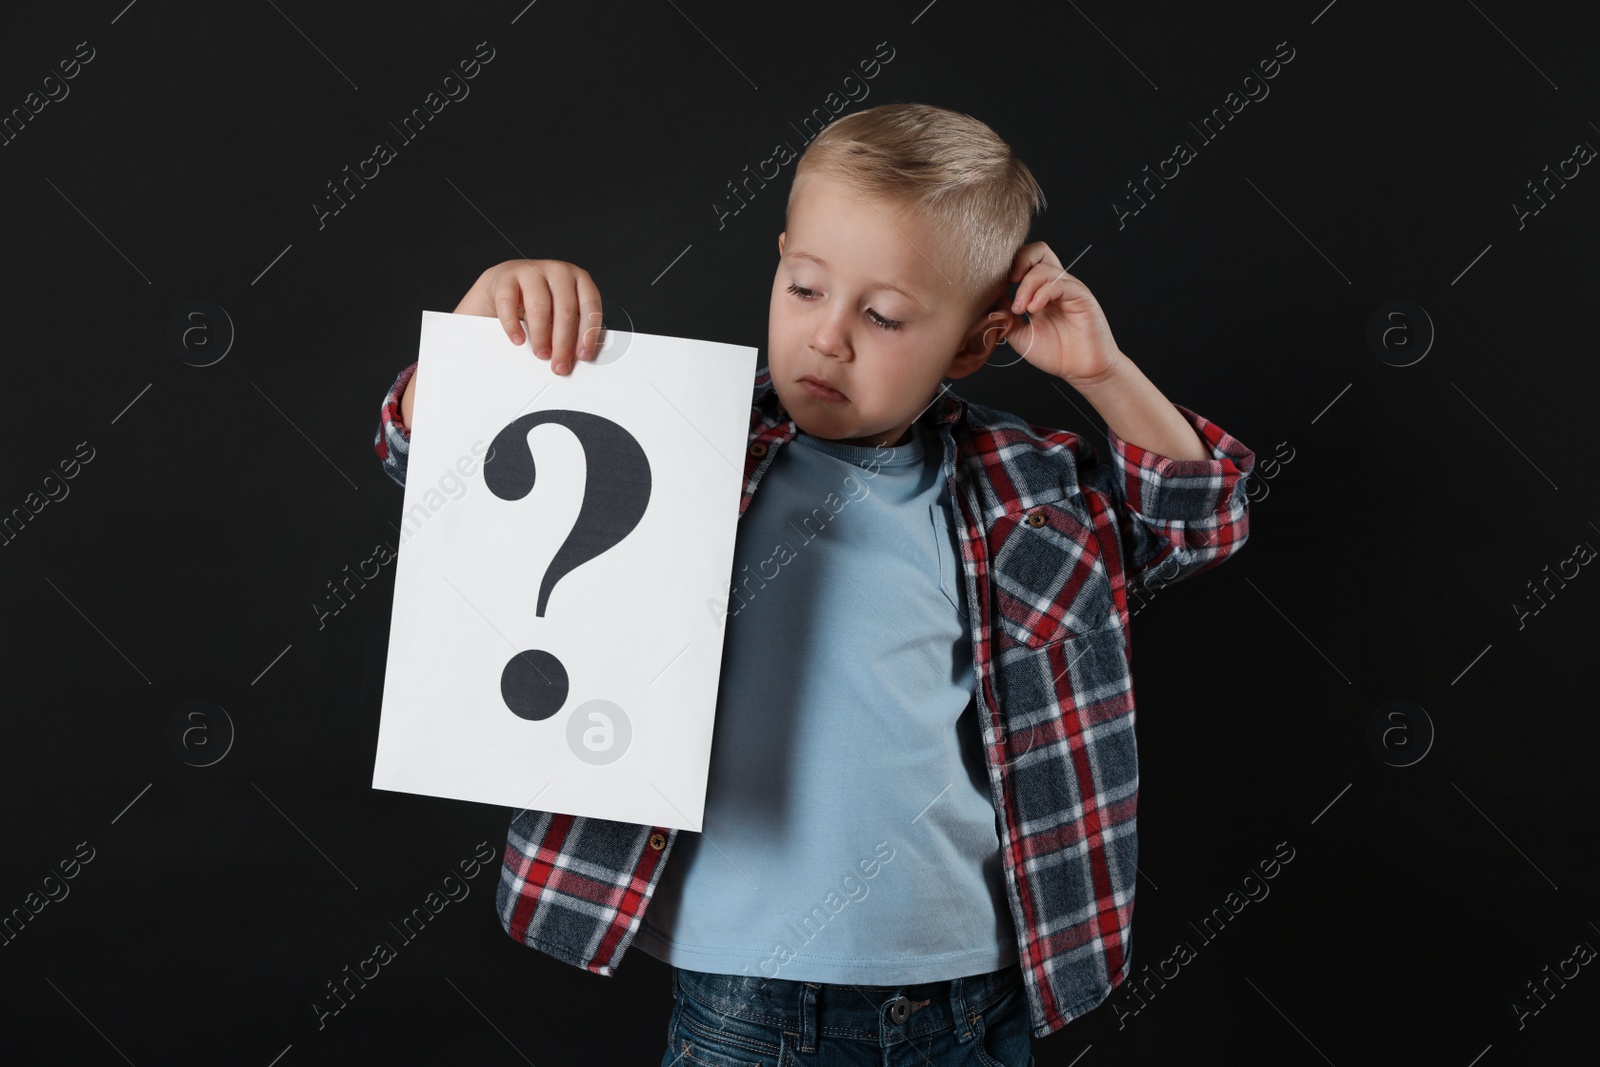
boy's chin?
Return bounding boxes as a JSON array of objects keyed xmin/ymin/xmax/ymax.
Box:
[{"xmin": 775, "ymin": 402, "xmax": 832, "ymax": 440}]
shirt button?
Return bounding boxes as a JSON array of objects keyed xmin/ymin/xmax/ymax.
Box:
[
  {"xmin": 648, "ymin": 832, "xmax": 667, "ymax": 850},
  {"xmin": 750, "ymin": 441, "xmax": 767, "ymax": 457},
  {"xmin": 1027, "ymin": 511, "xmax": 1047, "ymax": 528}
]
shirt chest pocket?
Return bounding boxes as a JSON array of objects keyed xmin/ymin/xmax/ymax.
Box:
[
  {"xmin": 987, "ymin": 493, "xmax": 1117, "ymax": 651},
  {"xmin": 928, "ymin": 502, "xmax": 962, "ymax": 613}
]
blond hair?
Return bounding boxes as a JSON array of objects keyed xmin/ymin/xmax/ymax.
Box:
[{"xmin": 787, "ymin": 102, "xmax": 1046, "ymax": 317}]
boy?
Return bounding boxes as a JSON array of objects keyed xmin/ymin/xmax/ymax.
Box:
[{"xmin": 374, "ymin": 103, "xmax": 1254, "ymax": 1063}]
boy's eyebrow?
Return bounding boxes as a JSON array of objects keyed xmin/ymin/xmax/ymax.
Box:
[{"xmin": 784, "ymin": 250, "xmax": 929, "ymax": 312}]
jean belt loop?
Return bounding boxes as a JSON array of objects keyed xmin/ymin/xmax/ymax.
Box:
[
  {"xmin": 948, "ymin": 973, "xmax": 977, "ymax": 1045},
  {"xmin": 797, "ymin": 981, "xmax": 820, "ymax": 1054}
]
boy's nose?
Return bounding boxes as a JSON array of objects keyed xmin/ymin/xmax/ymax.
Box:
[{"xmin": 808, "ymin": 325, "xmax": 851, "ymax": 360}]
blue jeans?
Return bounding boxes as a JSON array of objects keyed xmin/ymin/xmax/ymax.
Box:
[{"xmin": 659, "ymin": 963, "xmax": 1036, "ymax": 1066}]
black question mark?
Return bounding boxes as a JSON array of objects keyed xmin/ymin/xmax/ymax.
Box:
[{"xmin": 484, "ymin": 410, "xmax": 652, "ymax": 721}]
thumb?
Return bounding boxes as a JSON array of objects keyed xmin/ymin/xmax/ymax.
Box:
[{"xmin": 1001, "ymin": 313, "xmax": 1034, "ymax": 357}]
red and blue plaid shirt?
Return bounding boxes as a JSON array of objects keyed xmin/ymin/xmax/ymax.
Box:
[{"xmin": 375, "ymin": 358, "xmax": 1255, "ymax": 1037}]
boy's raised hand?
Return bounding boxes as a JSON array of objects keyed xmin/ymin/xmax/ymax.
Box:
[
  {"xmin": 456, "ymin": 258, "xmax": 605, "ymax": 376},
  {"xmin": 398, "ymin": 258, "xmax": 602, "ymax": 431},
  {"xmin": 999, "ymin": 241, "xmax": 1123, "ymax": 386}
]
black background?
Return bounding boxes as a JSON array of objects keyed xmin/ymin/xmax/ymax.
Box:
[{"xmin": 3, "ymin": 0, "xmax": 1597, "ymax": 1063}]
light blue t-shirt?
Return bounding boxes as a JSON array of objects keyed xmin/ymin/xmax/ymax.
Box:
[{"xmin": 633, "ymin": 416, "xmax": 1019, "ymax": 983}]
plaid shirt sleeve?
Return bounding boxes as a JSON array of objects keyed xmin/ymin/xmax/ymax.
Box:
[
  {"xmin": 373, "ymin": 361, "xmax": 417, "ymax": 488},
  {"xmin": 1100, "ymin": 402, "xmax": 1255, "ymax": 589}
]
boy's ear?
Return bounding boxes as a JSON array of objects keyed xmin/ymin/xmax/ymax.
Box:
[
  {"xmin": 946, "ymin": 296, "xmax": 1016, "ymax": 380},
  {"xmin": 777, "ymin": 231, "xmax": 786, "ymax": 255}
]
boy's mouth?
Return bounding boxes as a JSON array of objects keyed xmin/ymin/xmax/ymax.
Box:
[{"xmin": 798, "ymin": 375, "xmax": 848, "ymax": 401}]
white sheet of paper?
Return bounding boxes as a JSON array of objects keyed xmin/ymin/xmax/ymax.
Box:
[{"xmin": 373, "ymin": 311, "xmax": 757, "ymax": 831}]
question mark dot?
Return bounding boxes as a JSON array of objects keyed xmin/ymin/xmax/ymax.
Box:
[{"xmin": 502, "ymin": 650, "xmax": 569, "ymax": 721}]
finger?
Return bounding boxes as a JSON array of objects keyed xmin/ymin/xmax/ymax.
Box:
[
  {"xmin": 488, "ymin": 267, "xmax": 526, "ymax": 345},
  {"xmin": 574, "ymin": 268, "xmax": 604, "ymax": 360},
  {"xmin": 1014, "ymin": 265, "xmax": 1076, "ymax": 313},
  {"xmin": 1010, "ymin": 264, "xmax": 1047, "ymax": 311},
  {"xmin": 1007, "ymin": 241, "xmax": 1057, "ymax": 283},
  {"xmin": 548, "ymin": 268, "xmax": 580, "ymax": 374},
  {"xmin": 1012, "ymin": 311, "xmax": 1035, "ymax": 349},
  {"xmin": 520, "ymin": 270, "xmax": 553, "ymax": 360}
]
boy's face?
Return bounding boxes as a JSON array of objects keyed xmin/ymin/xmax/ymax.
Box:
[{"xmin": 768, "ymin": 176, "xmax": 1012, "ymax": 448}]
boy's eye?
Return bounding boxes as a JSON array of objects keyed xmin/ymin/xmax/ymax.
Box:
[{"xmin": 785, "ymin": 283, "xmax": 902, "ymax": 331}]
